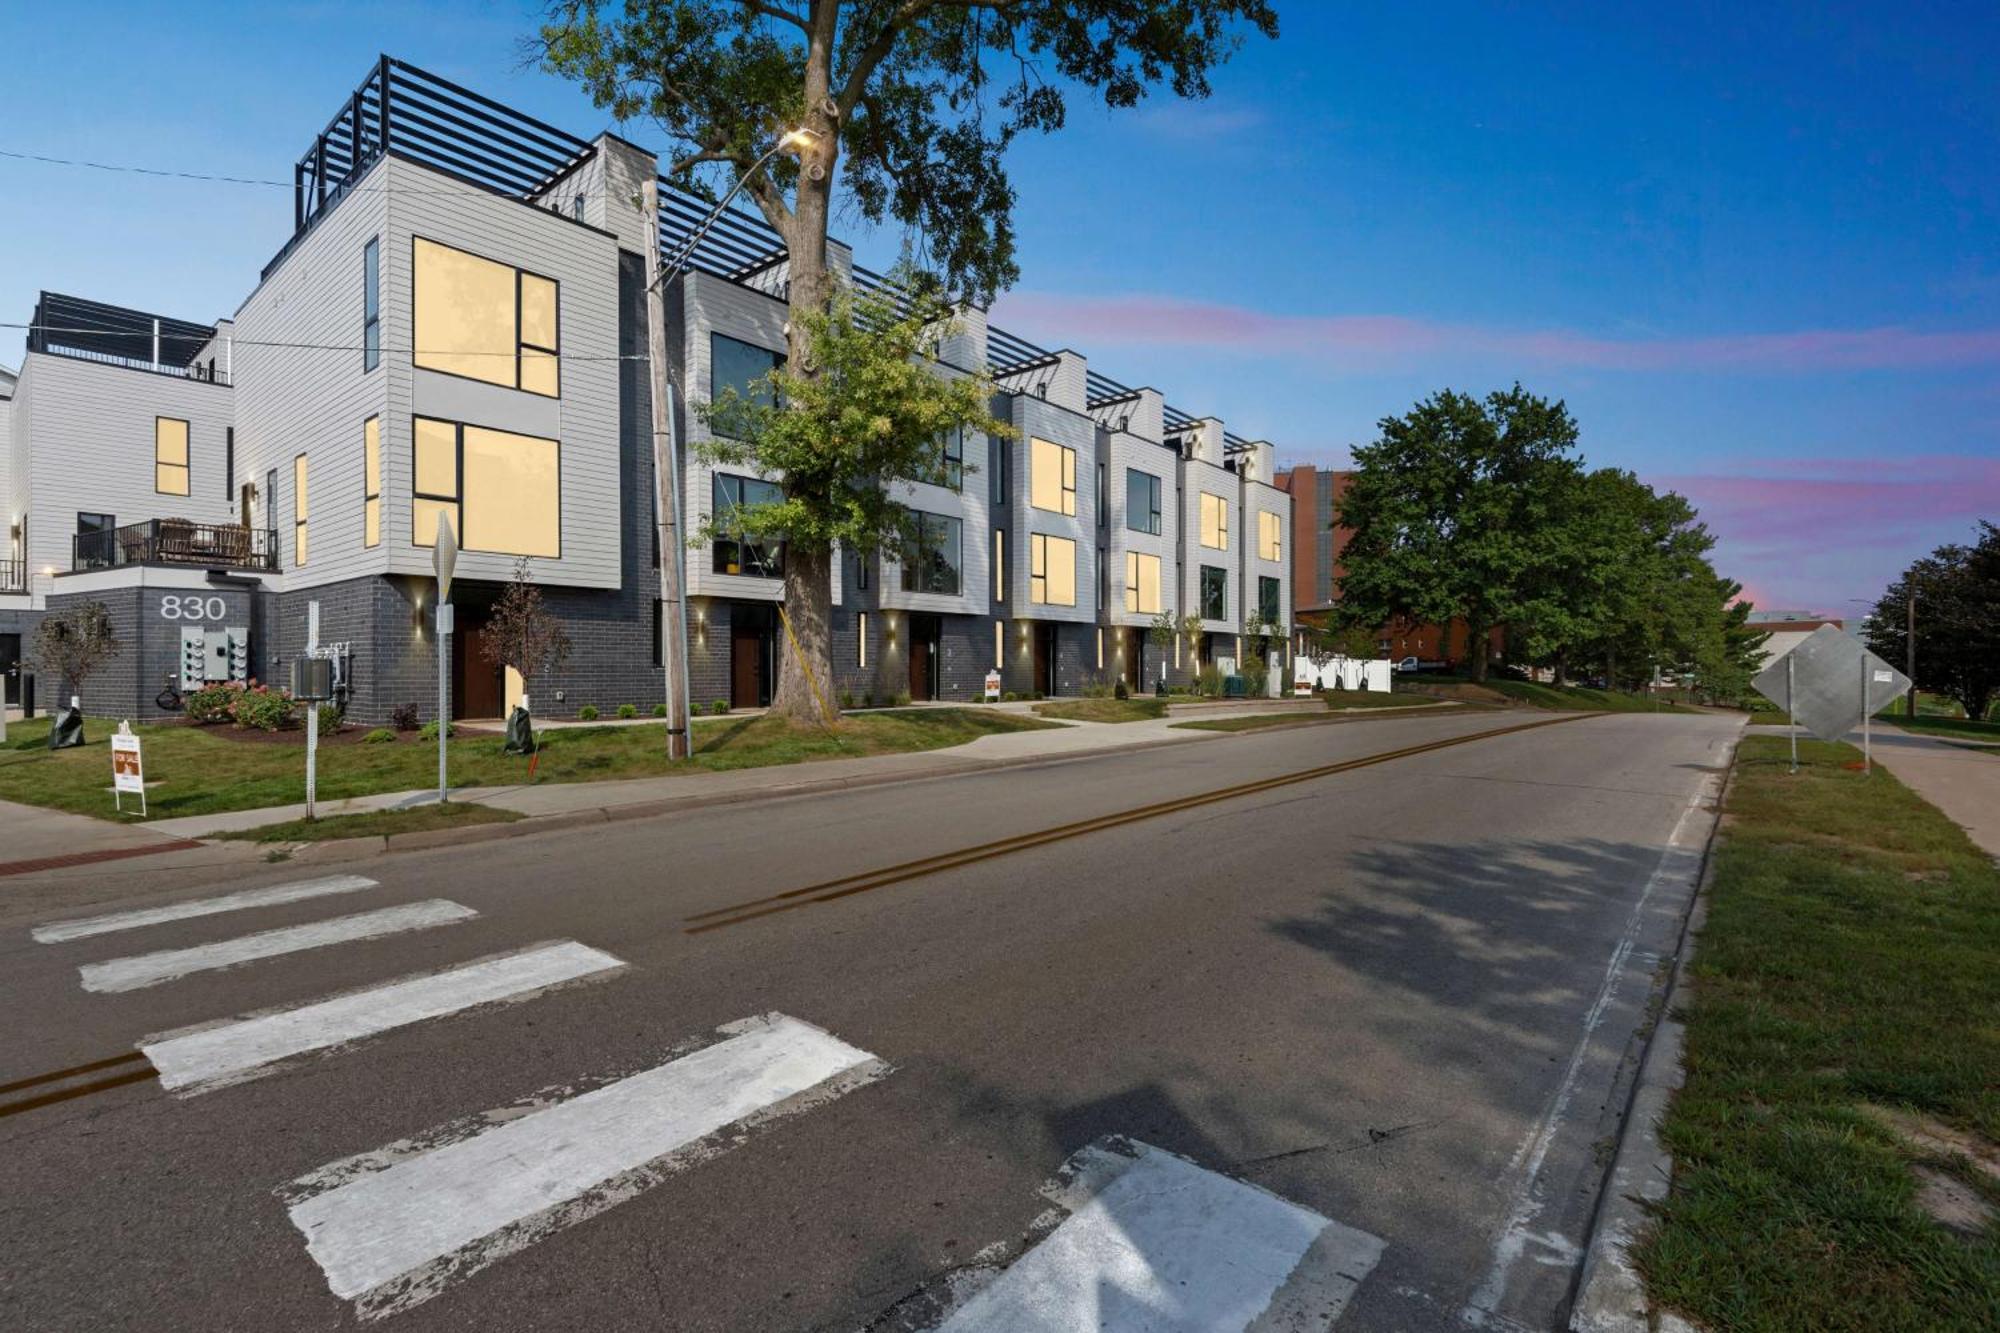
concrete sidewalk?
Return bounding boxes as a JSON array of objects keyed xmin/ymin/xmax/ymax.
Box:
[
  {"xmin": 0, "ymin": 796, "xmax": 202, "ymax": 876},
  {"xmin": 1851, "ymin": 723, "xmax": 2000, "ymax": 859}
]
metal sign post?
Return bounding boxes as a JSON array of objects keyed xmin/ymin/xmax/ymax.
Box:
[
  {"xmin": 111, "ymin": 723, "xmax": 145, "ymax": 817},
  {"xmin": 1787, "ymin": 654, "xmax": 1798, "ymax": 773},
  {"xmin": 1860, "ymin": 652, "xmax": 1871, "ymax": 776},
  {"xmin": 306, "ymin": 602, "xmax": 320, "ymax": 819},
  {"xmin": 1753, "ymin": 625, "xmax": 1911, "ymax": 775},
  {"xmin": 434, "ymin": 514, "xmax": 458, "ymax": 804}
]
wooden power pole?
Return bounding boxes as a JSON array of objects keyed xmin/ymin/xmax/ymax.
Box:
[{"xmin": 643, "ymin": 178, "xmax": 691, "ymax": 761}]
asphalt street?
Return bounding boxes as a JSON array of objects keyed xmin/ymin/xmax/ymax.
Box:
[{"xmin": 0, "ymin": 707, "xmax": 1742, "ymax": 1331}]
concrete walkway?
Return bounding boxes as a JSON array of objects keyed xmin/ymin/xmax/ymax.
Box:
[
  {"xmin": 1852, "ymin": 723, "xmax": 2000, "ymax": 859},
  {"xmin": 0, "ymin": 796, "xmax": 200, "ymax": 876}
]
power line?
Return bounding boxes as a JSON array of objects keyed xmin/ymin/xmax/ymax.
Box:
[
  {"xmin": 0, "ymin": 147, "xmax": 619, "ymax": 199},
  {"xmin": 1, "ymin": 323, "xmax": 649, "ymax": 363}
]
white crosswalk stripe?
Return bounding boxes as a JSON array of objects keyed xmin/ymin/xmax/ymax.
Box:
[
  {"xmin": 78, "ymin": 900, "xmax": 477, "ymax": 993},
  {"xmin": 283, "ymin": 1012, "xmax": 886, "ymax": 1318},
  {"xmin": 935, "ymin": 1138, "xmax": 1385, "ymax": 1333},
  {"xmin": 143, "ymin": 941, "xmax": 626, "ymax": 1093},
  {"xmin": 32, "ymin": 875, "xmax": 378, "ymax": 944}
]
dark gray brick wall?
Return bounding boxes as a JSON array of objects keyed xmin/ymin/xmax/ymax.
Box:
[{"xmin": 44, "ymin": 582, "xmax": 259, "ymax": 721}]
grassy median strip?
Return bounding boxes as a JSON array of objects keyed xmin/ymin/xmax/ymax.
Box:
[
  {"xmin": 1031, "ymin": 697, "xmax": 1167, "ymax": 723},
  {"xmin": 0, "ymin": 708, "xmax": 1059, "ymax": 822},
  {"xmin": 1479, "ymin": 679, "xmax": 1696, "ymax": 712},
  {"xmin": 1637, "ymin": 735, "xmax": 2000, "ymax": 1330},
  {"xmin": 212, "ymin": 802, "xmax": 525, "ymax": 844}
]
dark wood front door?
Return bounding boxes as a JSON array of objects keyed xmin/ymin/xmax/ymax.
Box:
[
  {"xmin": 1124, "ymin": 628, "xmax": 1142, "ymax": 691},
  {"xmin": 1032, "ymin": 623, "xmax": 1058, "ymax": 697},
  {"xmin": 454, "ymin": 619, "xmax": 503, "ymax": 720},
  {"xmin": 730, "ymin": 603, "xmax": 775, "ymax": 709},
  {"xmin": 907, "ymin": 614, "xmax": 940, "ymax": 701}
]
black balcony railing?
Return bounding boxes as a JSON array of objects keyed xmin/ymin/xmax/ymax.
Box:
[
  {"xmin": 0, "ymin": 559, "xmax": 23, "ymax": 593},
  {"xmin": 72, "ymin": 521, "xmax": 278, "ymax": 573}
]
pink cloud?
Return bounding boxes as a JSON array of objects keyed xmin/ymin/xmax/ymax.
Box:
[{"xmin": 991, "ymin": 291, "xmax": 2000, "ymax": 374}]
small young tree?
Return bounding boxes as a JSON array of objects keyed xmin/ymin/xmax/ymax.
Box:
[
  {"xmin": 33, "ymin": 601, "xmax": 122, "ymax": 702},
  {"xmin": 481, "ymin": 559, "xmax": 573, "ymax": 704}
]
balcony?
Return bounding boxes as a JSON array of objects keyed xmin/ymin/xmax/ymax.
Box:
[
  {"xmin": 73, "ymin": 521, "xmax": 279, "ymax": 574},
  {"xmin": 0, "ymin": 559, "xmax": 23, "ymax": 593}
]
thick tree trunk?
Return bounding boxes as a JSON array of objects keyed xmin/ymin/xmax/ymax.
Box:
[
  {"xmin": 1553, "ymin": 650, "xmax": 1568, "ymax": 688},
  {"xmin": 772, "ymin": 543, "xmax": 835, "ymax": 721},
  {"xmin": 1469, "ymin": 620, "xmax": 1491, "ymax": 683}
]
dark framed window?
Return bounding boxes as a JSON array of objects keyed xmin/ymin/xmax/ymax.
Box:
[
  {"xmin": 1200, "ymin": 564, "xmax": 1227, "ymax": 621},
  {"xmin": 76, "ymin": 512, "xmax": 116, "ymax": 570},
  {"xmin": 411, "ymin": 416, "xmax": 562, "ymax": 558},
  {"xmin": 899, "ymin": 511, "xmax": 962, "ymax": 596},
  {"xmin": 224, "ymin": 427, "xmax": 235, "ymax": 501},
  {"xmin": 712, "ymin": 473, "xmax": 785, "ymax": 577},
  {"xmin": 990, "ymin": 434, "xmax": 1009, "ymax": 504},
  {"xmin": 1125, "ymin": 469, "xmax": 1162, "ymax": 535},
  {"xmin": 1097, "ymin": 461, "xmax": 1107, "ymax": 531},
  {"xmin": 155, "ymin": 417, "xmax": 190, "ymax": 496},
  {"xmin": 709, "ymin": 333, "xmax": 784, "ymax": 434},
  {"xmin": 411, "ymin": 236, "xmax": 559, "ymax": 396},
  {"xmin": 362, "ymin": 237, "xmax": 380, "ymax": 372},
  {"xmin": 1259, "ymin": 575, "xmax": 1280, "ymax": 623},
  {"xmin": 939, "ymin": 427, "xmax": 964, "ymax": 490}
]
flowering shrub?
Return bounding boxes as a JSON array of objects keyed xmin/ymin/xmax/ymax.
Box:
[
  {"xmin": 184, "ymin": 680, "xmax": 246, "ymax": 724},
  {"xmin": 231, "ymin": 683, "xmax": 300, "ymax": 732}
]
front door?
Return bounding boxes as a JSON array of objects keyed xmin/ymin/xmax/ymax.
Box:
[
  {"xmin": 1123, "ymin": 628, "xmax": 1143, "ymax": 691},
  {"xmin": 1032, "ymin": 623, "xmax": 1059, "ymax": 697},
  {"xmin": 907, "ymin": 613, "xmax": 940, "ymax": 701},
  {"xmin": 453, "ymin": 618, "xmax": 504, "ymax": 720},
  {"xmin": 0, "ymin": 634, "xmax": 18, "ymax": 710},
  {"xmin": 730, "ymin": 603, "xmax": 776, "ymax": 709}
]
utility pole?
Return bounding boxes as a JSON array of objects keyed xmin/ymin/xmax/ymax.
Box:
[
  {"xmin": 643, "ymin": 177, "xmax": 692, "ymax": 762},
  {"xmin": 1906, "ymin": 589, "xmax": 1918, "ymax": 720}
]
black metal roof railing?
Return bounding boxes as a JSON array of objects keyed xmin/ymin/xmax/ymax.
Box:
[{"xmin": 28, "ymin": 292, "xmax": 218, "ymax": 377}]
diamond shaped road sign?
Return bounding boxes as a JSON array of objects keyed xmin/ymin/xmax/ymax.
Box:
[{"xmin": 1753, "ymin": 623, "xmax": 1912, "ymax": 742}]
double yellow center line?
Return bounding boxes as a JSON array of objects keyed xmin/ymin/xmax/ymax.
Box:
[{"xmin": 685, "ymin": 711, "xmax": 1600, "ymax": 935}]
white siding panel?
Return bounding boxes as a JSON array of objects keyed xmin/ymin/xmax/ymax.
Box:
[
  {"xmin": 1010, "ymin": 395, "xmax": 1096, "ymax": 626},
  {"xmin": 1183, "ymin": 457, "xmax": 1240, "ymax": 633},
  {"xmin": 1105, "ymin": 433, "xmax": 1178, "ymax": 627}
]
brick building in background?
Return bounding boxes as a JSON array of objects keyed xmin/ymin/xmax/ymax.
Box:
[{"xmin": 1274, "ymin": 464, "xmax": 1504, "ymax": 667}]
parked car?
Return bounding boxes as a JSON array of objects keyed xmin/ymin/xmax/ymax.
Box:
[{"xmin": 1394, "ymin": 656, "xmax": 1452, "ymax": 674}]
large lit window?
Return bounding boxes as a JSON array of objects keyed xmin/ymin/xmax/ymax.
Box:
[
  {"xmin": 1200, "ymin": 493, "xmax": 1229, "ymax": 550},
  {"xmin": 1199, "ymin": 564, "xmax": 1227, "ymax": 621},
  {"xmin": 900, "ymin": 511, "xmax": 962, "ymax": 596},
  {"xmin": 1124, "ymin": 551, "xmax": 1162, "ymax": 615},
  {"xmin": 711, "ymin": 473, "xmax": 784, "ymax": 577},
  {"xmin": 1030, "ymin": 438, "xmax": 1076, "ymax": 515},
  {"xmin": 155, "ymin": 418, "xmax": 190, "ymax": 496},
  {"xmin": 709, "ymin": 334, "xmax": 784, "ymax": 425},
  {"xmin": 412, "ymin": 236, "xmax": 560, "ymax": 397},
  {"xmin": 1259, "ymin": 510, "xmax": 1282, "ymax": 561},
  {"xmin": 1126, "ymin": 469, "xmax": 1161, "ymax": 535},
  {"xmin": 411, "ymin": 416, "xmax": 561, "ymax": 557},
  {"xmin": 293, "ymin": 454, "xmax": 310, "ymax": 567},
  {"xmin": 1029, "ymin": 533, "xmax": 1077, "ymax": 606},
  {"xmin": 363, "ymin": 417, "xmax": 381, "ymax": 547},
  {"xmin": 1259, "ymin": 575, "xmax": 1281, "ymax": 623},
  {"xmin": 362, "ymin": 237, "xmax": 380, "ymax": 372}
]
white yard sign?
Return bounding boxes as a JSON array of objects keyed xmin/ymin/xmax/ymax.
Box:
[{"xmin": 111, "ymin": 723, "xmax": 145, "ymax": 816}]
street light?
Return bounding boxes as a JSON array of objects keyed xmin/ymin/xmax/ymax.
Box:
[{"xmin": 643, "ymin": 127, "xmax": 819, "ymax": 759}]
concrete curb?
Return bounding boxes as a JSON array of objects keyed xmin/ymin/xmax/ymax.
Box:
[{"xmin": 1567, "ymin": 754, "xmax": 1738, "ymax": 1333}]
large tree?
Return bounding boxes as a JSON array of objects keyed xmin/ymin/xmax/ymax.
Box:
[
  {"xmin": 1335, "ymin": 386, "xmax": 1582, "ymax": 682},
  {"xmin": 1868, "ymin": 522, "xmax": 2000, "ymax": 722},
  {"xmin": 539, "ymin": 0, "xmax": 1278, "ymax": 716}
]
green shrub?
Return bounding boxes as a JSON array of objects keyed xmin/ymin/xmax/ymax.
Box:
[
  {"xmin": 1113, "ymin": 678, "xmax": 1130, "ymax": 700},
  {"xmin": 577, "ymin": 704, "xmax": 599, "ymax": 721},
  {"xmin": 839, "ymin": 690, "xmax": 855, "ymax": 710},
  {"xmin": 418, "ymin": 719, "xmax": 456, "ymax": 740},
  {"xmin": 390, "ymin": 702, "xmax": 421, "ymax": 731},
  {"xmin": 710, "ymin": 699, "xmax": 729, "ymax": 714},
  {"xmin": 184, "ymin": 681, "xmax": 241, "ymax": 724},
  {"xmin": 1081, "ymin": 677, "xmax": 1115, "ymax": 699},
  {"xmin": 652, "ymin": 702, "xmax": 668, "ymax": 717},
  {"xmin": 362, "ymin": 728, "xmax": 397, "ymax": 744},
  {"xmin": 1195, "ymin": 664, "xmax": 1225, "ymax": 698},
  {"xmin": 892, "ymin": 690, "xmax": 912, "ymax": 707},
  {"xmin": 616, "ymin": 703, "xmax": 639, "ymax": 719},
  {"xmin": 1241, "ymin": 657, "xmax": 1269, "ymax": 697},
  {"xmin": 313, "ymin": 705, "xmax": 344, "ymax": 737},
  {"xmin": 232, "ymin": 685, "xmax": 299, "ymax": 732}
]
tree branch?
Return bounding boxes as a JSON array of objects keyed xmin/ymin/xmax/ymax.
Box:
[
  {"xmin": 734, "ymin": 0, "xmax": 809, "ymax": 31},
  {"xmin": 838, "ymin": 0, "xmax": 1017, "ymax": 118}
]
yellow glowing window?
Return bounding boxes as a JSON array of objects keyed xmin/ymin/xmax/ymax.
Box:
[
  {"xmin": 993, "ymin": 528, "xmax": 1005, "ymax": 603},
  {"xmin": 363, "ymin": 417, "xmax": 381, "ymax": 548},
  {"xmin": 995, "ymin": 620, "xmax": 1004, "ymax": 669},
  {"xmin": 155, "ymin": 417, "xmax": 190, "ymax": 496},
  {"xmin": 1200, "ymin": 493, "xmax": 1229, "ymax": 550},
  {"xmin": 1259, "ymin": 510, "xmax": 1281, "ymax": 561},
  {"xmin": 1030, "ymin": 438, "xmax": 1076, "ymax": 516},
  {"xmin": 858, "ymin": 611, "xmax": 869, "ymax": 668},
  {"xmin": 1029, "ymin": 533, "xmax": 1076, "ymax": 606},
  {"xmin": 1124, "ymin": 551, "xmax": 1162, "ymax": 615},
  {"xmin": 411, "ymin": 416, "xmax": 561, "ymax": 558},
  {"xmin": 412, "ymin": 236, "xmax": 561, "ymax": 397},
  {"xmin": 293, "ymin": 454, "xmax": 309, "ymax": 567}
]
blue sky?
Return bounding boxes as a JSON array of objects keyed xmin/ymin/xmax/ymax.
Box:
[{"xmin": 3, "ymin": 1, "xmax": 1994, "ymax": 613}]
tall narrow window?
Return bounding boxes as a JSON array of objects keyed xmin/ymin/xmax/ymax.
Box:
[
  {"xmin": 991, "ymin": 436, "xmax": 1009, "ymax": 505},
  {"xmin": 712, "ymin": 473, "xmax": 785, "ymax": 577},
  {"xmin": 939, "ymin": 427, "xmax": 964, "ymax": 490},
  {"xmin": 995, "ymin": 620, "xmax": 1004, "ymax": 670},
  {"xmin": 293, "ymin": 454, "xmax": 310, "ymax": 567},
  {"xmin": 857, "ymin": 612, "xmax": 870, "ymax": 667},
  {"xmin": 709, "ymin": 334, "xmax": 784, "ymax": 435},
  {"xmin": 411, "ymin": 417, "xmax": 561, "ymax": 557},
  {"xmin": 1125, "ymin": 469, "xmax": 1162, "ymax": 535},
  {"xmin": 1259, "ymin": 510, "xmax": 1282, "ymax": 561},
  {"xmin": 224, "ymin": 427, "xmax": 235, "ymax": 500},
  {"xmin": 993, "ymin": 528, "xmax": 1005, "ymax": 603},
  {"xmin": 1030, "ymin": 439, "xmax": 1076, "ymax": 515},
  {"xmin": 363, "ymin": 417, "xmax": 382, "ymax": 547},
  {"xmin": 1259, "ymin": 575, "xmax": 1281, "ymax": 623},
  {"xmin": 412, "ymin": 236, "xmax": 561, "ymax": 397},
  {"xmin": 1124, "ymin": 552, "xmax": 1162, "ymax": 615},
  {"xmin": 155, "ymin": 417, "xmax": 190, "ymax": 496},
  {"xmin": 1200, "ymin": 493, "xmax": 1229, "ymax": 550},
  {"xmin": 900, "ymin": 512, "xmax": 962, "ymax": 596},
  {"xmin": 362, "ymin": 237, "xmax": 381, "ymax": 372},
  {"xmin": 1029, "ymin": 533, "xmax": 1077, "ymax": 606},
  {"xmin": 1199, "ymin": 564, "xmax": 1227, "ymax": 621}
]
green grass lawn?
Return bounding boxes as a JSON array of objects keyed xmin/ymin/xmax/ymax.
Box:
[
  {"xmin": 1031, "ymin": 697, "xmax": 1167, "ymax": 723},
  {"xmin": 1879, "ymin": 712, "xmax": 2000, "ymax": 743},
  {"xmin": 1636, "ymin": 735, "xmax": 2000, "ymax": 1330},
  {"xmin": 1322, "ymin": 689, "xmax": 1450, "ymax": 710},
  {"xmin": 0, "ymin": 708, "xmax": 1059, "ymax": 822},
  {"xmin": 1479, "ymin": 679, "xmax": 1696, "ymax": 713},
  {"xmin": 214, "ymin": 801, "xmax": 524, "ymax": 843}
]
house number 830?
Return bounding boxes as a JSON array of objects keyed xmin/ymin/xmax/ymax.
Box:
[{"xmin": 159, "ymin": 595, "xmax": 228, "ymax": 622}]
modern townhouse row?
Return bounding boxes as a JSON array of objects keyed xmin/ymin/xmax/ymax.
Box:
[{"xmin": 0, "ymin": 57, "xmax": 1290, "ymax": 726}]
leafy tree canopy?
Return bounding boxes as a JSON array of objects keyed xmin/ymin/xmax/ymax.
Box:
[{"xmin": 1868, "ymin": 521, "xmax": 2000, "ymax": 722}]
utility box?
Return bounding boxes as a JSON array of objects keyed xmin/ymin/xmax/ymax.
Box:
[
  {"xmin": 180, "ymin": 627, "xmax": 207, "ymax": 691},
  {"xmin": 291, "ymin": 657, "xmax": 335, "ymax": 702},
  {"xmin": 226, "ymin": 628, "xmax": 250, "ymax": 682}
]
